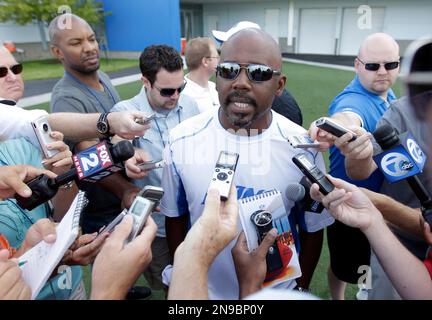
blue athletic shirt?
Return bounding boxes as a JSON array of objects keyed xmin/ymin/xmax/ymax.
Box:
[{"xmin": 328, "ymin": 75, "xmax": 397, "ymax": 191}]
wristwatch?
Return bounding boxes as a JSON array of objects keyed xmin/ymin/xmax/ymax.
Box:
[{"xmin": 96, "ymin": 112, "xmax": 112, "ymax": 136}]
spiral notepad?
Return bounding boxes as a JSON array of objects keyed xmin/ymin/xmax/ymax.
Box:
[
  {"xmin": 19, "ymin": 191, "xmax": 87, "ymax": 299},
  {"xmin": 238, "ymin": 189, "xmax": 301, "ymax": 288}
]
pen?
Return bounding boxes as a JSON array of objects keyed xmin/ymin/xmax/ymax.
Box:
[{"xmin": 18, "ymin": 260, "xmax": 27, "ymax": 267}]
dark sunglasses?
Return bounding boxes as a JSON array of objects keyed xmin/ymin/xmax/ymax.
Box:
[
  {"xmin": 153, "ymin": 80, "xmax": 187, "ymax": 97},
  {"xmin": 217, "ymin": 62, "xmax": 281, "ymax": 82},
  {"xmin": 0, "ymin": 64, "xmax": 23, "ymax": 78},
  {"xmin": 357, "ymin": 58, "xmax": 399, "ymax": 71}
]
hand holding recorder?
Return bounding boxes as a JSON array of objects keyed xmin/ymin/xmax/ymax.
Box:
[{"xmin": 309, "ymin": 175, "xmax": 382, "ymax": 232}]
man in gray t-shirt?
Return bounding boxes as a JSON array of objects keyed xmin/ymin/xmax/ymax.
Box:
[
  {"xmin": 367, "ymin": 97, "xmax": 431, "ymax": 299},
  {"xmin": 344, "ymin": 97, "xmax": 430, "ymax": 299},
  {"xmin": 48, "ymin": 14, "xmax": 140, "ymax": 236}
]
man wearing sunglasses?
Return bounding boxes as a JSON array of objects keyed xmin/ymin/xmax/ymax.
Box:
[
  {"xmin": 160, "ymin": 28, "xmax": 334, "ymax": 299},
  {"xmin": 111, "ymin": 44, "xmax": 199, "ymax": 294},
  {"xmin": 328, "ymin": 38, "xmax": 432, "ymax": 300},
  {"xmin": 309, "ymin": 32, "xmax": 400, "ymax": 300},
  {"xmin": 212, "ymin": 21, "xmax": 303, "ymax": 126}
]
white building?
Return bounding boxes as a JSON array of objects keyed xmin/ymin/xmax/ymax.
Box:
[{"xmin": 180, "ymin": 0, "xmax": 432, "ymax": 55}]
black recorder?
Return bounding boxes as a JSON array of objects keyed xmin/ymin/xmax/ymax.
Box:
[
  {"xmin": 292, "ymin": 153, "xmax": 335, "ymax": 195},
  {"xmin": 315, "ymin": 117, "xmax": 357, "ymax": 142},
  {"xmin": 250, "ymin": 210, "xmax": 283, "ymax": 273},
  {"xmin": 209, "ymin": 151, "xmax": 239, "ymax": 201}
]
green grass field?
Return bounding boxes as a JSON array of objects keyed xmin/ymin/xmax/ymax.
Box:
[{"xmin": 27, "ymin": 61, "xmax": 402, "ymax": 300}]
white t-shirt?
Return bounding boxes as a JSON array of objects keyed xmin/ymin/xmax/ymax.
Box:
[
  {"xmin": 160, "ymin": 108, "xmax": 334, "ymax": 300},
  {"xmin": 182, "ymin": 74, "xmax": 220, "ymax": 113},
  {"xmin": 0, "ymin": 102, "xmax": 47, "ymax": 146}
]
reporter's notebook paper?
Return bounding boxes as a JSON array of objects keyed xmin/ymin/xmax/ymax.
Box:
[
  {"xmin": 18, "ymin": 191, "xmax": 86, "ymax": 299},
  {"xmin": 238, "ymin": 189, "xmax": 301, "ymax": 288}
]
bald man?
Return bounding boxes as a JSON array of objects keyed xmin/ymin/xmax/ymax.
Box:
[
  {"xmin": 48, "ymin": 14, "xmax": 129, "ymax": 229},
  {"xmin": 160, "ymin": 28, "xmax": 334, "ymax": 299},
  {"xmin": 313, "ymin": 33, "xmax": 400, "ymax": 300}
]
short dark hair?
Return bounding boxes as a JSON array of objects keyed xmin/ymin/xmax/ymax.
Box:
[{"xmin": 139, "ymin": 45, "xmax": 183, "ymax": 84}]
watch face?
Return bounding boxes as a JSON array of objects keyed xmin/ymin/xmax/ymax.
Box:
[{"xmin": 97, "ymin": 122, "xmax": 108, "ymax": 133}]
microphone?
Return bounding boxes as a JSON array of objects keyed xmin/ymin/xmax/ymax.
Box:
[
  {"xmin": 373, "ymin": 124, "xmax": 432, "ymax": 224},
  {"xmin": 286, "ymin": 177, "xmax": 325, "ymax": 213},
  {"xmin": 15, "ymin": 140, "xmax": 135, "ymax": 211}
]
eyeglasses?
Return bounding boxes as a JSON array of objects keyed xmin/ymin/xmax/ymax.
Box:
[
  {"xmin": 206, "ymin": 56, "xmax": 220, "ymax": 59},
  {"xmin": 217, "ymin": 62, "xmax": 281, "ymax": 82},
  {"xmin": 153, "ymin": 80, "xmax": 187, "ymax": 97},
  {"xmin": 0, "ymin": 64, "xmax": 23, "ymax": 78},
  {"xmin": 357, "ymin": 58, "xmax": 399, "ymax": 71}
]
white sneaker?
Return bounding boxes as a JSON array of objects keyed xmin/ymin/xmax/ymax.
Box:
[{"xmin": 356, "ymin": 287, "xmax": 368, "ymax": 300}]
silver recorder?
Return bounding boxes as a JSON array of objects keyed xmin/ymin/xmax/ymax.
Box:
[
  {"xmin": 31, "ymin": 115, "xmax": 60, "ymax": 159},
  {"xmin": 126, "ymin": 185, "xmax": 164, "ymax": 243},
  {"xmin": 209, "ymin": 151, "xmax": 239, "ymax": 201}
]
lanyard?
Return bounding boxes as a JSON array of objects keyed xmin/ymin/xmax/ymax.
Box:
[
  {"xmin": 64, "ymin": 71, "xmax": 118, "ymax": 111},
  {"xmin": 153, "ymin": 111, "xmax": 181, "ymax": 149}
]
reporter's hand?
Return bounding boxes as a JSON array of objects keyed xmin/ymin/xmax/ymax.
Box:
[
  {"xmin": 15, "ymin": 218, "xmax": 57, "ymax": 257},
  {"xmin": 0, "ymin": 165, "xmax": 56, "ymax": 199},
  {"xmin": 0, "ymin": 249, "xmax": 32, "ymax": 300},
  {"xmin": 41, "ymin": 131, "xmax": 73, "ymax": 172},
  {"xmin": 91, "ymin": 215, "xmax": 157, "ymax": 300},
  {"xmin": 308, "ymin": 119, "xmax": 335, "ymax": 152},
  {"xmin": 309, "ymin": 175, "xmax": 382, "ymax": 232},
  {"xmin": 333, "ymin": 126, "xmax": 373, "ymax": 161},
  {"xmin": 108, "ymin": 111, "xmax": 152, "ymax": 140},
  {"xmin": 125, "ymin": 147, "xmax": 151, "ymax": 179},
  {"xmin": 168, "ymin": 186, "xmax": 238, "ymax": 299},
  {"xmin": 231, "ymin": 230, "xmax": 277, "ymax": 299},
  {"xmin": 176, "ymin": 186, "xmax": 239, "ymax": 267},
  {"xmin": 62, "ymin": 232, "xmax": 109, "ymax": 266},
  {"xmin": 421, "ymin": 220, "xmax": 432, "ymax": 245}
]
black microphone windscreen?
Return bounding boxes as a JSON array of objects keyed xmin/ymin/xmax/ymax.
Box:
[
  {"xmin": 373, "ymin": 123, "xmax": 400, "ymax": 150},
  {"xmin": 286, "ymin": 183, "xmax": 305, "ymax": 202},
  {"xmin": 111, "ymin": 140, "xmax": 135, "ymax": 162}
]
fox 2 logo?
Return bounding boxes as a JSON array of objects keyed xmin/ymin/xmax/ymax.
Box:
[{"xmin": 74, "ymin": 142, "xmax": 113, "ymax": 179}]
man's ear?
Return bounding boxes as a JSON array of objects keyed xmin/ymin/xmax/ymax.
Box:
[
  {"xmin": 141, "ymin": 76, "xmax": 151, "ymax": 88},
  {"xmin": 50, "ymin": 45, "xmax": 62, "ymax": 60},
  {"xmin": 275, "ymin": 75, "xmax": 286, "ymax": 97},
  {"xmin": 354, "ymin": 58, "xmax": 360, "ymax": 74},
  {"xmin": 202, "ymin": 57, "xmax": 209, "ymax": 68}
]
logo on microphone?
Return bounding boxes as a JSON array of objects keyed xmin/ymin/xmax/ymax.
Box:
[
  {"xmin": 407, "ymin": 138, "xmax": 424, "ymax": 164},
  {"xmin": 74, "ymin": 142, "xmax": 113, "ymax": 179},
  {"xmin": 380, "ymin": 152, "xmax": 413, "ymax": 177}
]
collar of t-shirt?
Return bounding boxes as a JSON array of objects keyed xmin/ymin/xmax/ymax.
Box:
[
  {"xmin": 184, "ymin": 73, "xmax": 210, "ymax": 94},
  {"xmin": 351, "ymin": 75, "xmax": 397, "ymax": 107}
]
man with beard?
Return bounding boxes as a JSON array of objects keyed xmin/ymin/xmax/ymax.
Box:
[
  {"xmin": 48, "ymin": 14, "xmax": 150, "ymax": 299},
  {"xmin": 160, "ymin": 28, "xmax": 334, "ymax": 299},
  {"xmin": 309, "ymin": 33, "xmax": 400, "ymax": 300}
]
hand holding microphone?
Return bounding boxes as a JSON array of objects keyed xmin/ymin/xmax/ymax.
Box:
[{"xmin": 15, "ymin": 140, "xmax": 135, "ymax": 211}]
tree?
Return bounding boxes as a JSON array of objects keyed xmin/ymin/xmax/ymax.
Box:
[{"xmin": 0, "ymin": 0, "xmax": 106, "ymax": 50}]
